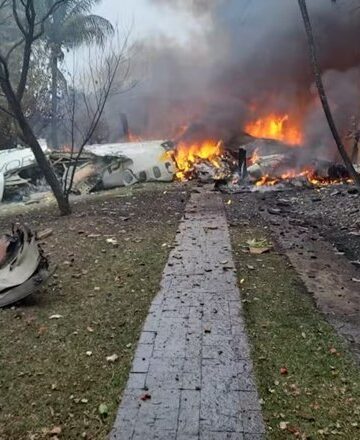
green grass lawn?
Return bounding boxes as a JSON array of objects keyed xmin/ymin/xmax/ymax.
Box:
[
  {"xmin": 230, "ymin": 226, "xmax": 360, "ymax": 439},
  {"xmin": 0, "ymin": 185, "xmax": 188, "ymax": 440}
]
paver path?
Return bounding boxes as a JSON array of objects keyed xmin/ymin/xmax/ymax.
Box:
[{"xmin": 110, "ymin": 190, "xmax": 265, "ymax": 440}]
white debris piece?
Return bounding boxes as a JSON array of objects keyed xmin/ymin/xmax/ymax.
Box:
[
  {"xmin": 0, "ymin": 139, "xmax": 49, "ymax": 203},
  {"xmin": 84, "ymin": 140, "xmax": 175, "ymax": 189}
]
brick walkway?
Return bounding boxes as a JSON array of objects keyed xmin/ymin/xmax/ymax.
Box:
[{"xmin": 110, "ymin": 191, "xmax": 265, "ymax": 440}]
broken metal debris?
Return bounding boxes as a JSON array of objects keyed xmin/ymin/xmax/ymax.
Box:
[
  {"xmin": 0, "ymin": 225, "xmax": 50, "ymax": 307},
  {"xmin": 0, "ymin": 139, "xmax": 49, "ymax": 203},
  {"xmin": 52, "ymin": 140, "xmax": 176, "ymax": 196},
  {"xmin": 0, "ymin": 140, "xmax": 176, "ymax": 203},
  {"xmin": 1, "ymin": 135, "xmax": 359, "ymax": 203}
]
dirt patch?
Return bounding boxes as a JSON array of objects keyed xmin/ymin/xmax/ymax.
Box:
[
  {"xmin": 0, "ymin": 183, "xmax": 189, "ymax": 440},
  {"xmin": 222, "ymin": 188, "xmax": 360, "ymax": 362}
]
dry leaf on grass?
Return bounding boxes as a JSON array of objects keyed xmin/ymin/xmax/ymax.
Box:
[
  {"xmin": 48, "ymin": 426, "xmax": 62, "ymax": 436},
  {"xmin": 279, "ymin": 421, "xmax": 289, "ymax": 430},
  {"xmin": 246, "ymin": 238, "xmax": 272, "ymax": 255},
  {"xmin": 106, "ymin": 354, "xmax": 119, "ymax": 363},
  {"xmin": 49, "ymin": 314, "xmax": 63, "ymax": 320}
]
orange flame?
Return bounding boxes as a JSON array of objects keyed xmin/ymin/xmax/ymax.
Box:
[
  {"xmin": 249, "ymin": 148, "xmax": 261, "ymax": 165},
  {"xmin": 254, "ymin": 168, "xmax": 353, "ymax": 187},
  {"xmin": 245, "ymin": 114, "xmax": 303, "ymax": 145},
  {"xmin": 128, "ymin": 132, "xmax": 143, "ymax": 142},
  {"xmin": 172, "ymin": 140, "xmax": 223, "ymax": 180}
]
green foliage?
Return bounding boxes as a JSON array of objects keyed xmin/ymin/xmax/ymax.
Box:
[{"xmin": 41, "ymin": 0, "xmax": 114, "ymax": 57}]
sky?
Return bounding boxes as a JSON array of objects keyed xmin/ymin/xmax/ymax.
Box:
[{"xmin": 93, "ymin": 0, "xmax": 199, "ymax": 44}]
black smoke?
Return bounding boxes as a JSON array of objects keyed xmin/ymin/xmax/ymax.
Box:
[{"xmin": 107, "ymin": 0, "xmax": 360, "ymax": 159}]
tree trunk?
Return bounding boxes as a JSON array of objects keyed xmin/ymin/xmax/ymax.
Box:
[
  {"xmin": 298, "ymin": 0, "xmax": 360, "ymax": 186},
  {"xmin": 0, "ymin": 77, "xmax": 71, "ymax": 215},
  {"xmin": 351, "ymin": 135, "xmax": 359, "ymax": 164},
  {"xmin": 50, "ymin": 50, "xmax": 59, "ymax": 149}
]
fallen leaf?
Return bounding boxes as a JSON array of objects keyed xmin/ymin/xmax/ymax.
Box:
[
  {"xmin": 49, "ymin": 314, "xmax": 63, "ymax": 320},
  {"xmin": 37, "ymin": 325, "xmax": 48, "ymax": 336},
  {"xmin": 37, "ymin": 229, "xmax": 53, "ymax": 240},
  {"xmin": 280, "ymin": 367, "xmax": 288, "ymax": 376},
  {"xmin": 98, "ymin": 403, "xmax": 109, "ymax": 417},
  {"xmin": 249, "ymin": 247, "xmax": 271, "ymax": 255},
  {"xmin": 106, "ymin": 354, "xmax": 119, "ymax": 363},
  {"xmin": 106, "ymin": 238, "xmax": 118, "ymax": 246},
  {"xmin": 49, "ymin": 426, "xmax": 62, "ymax": 436},
  {"xmin": 279, "ymin": 421, "xmax": 289, "ymax": 430},
  {"xmin": 247, "ymin": 238, "xmax": 272, "ymax": 254}
]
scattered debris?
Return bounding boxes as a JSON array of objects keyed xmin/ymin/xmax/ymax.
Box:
[
  {"xmin": 58, "ymin": 140, "xmax": 176, "ymax": 196},
  {"xmin": 0, "ymin": 140, "xmax": 48, "ymax": 203},
  {"xmin": 1, "ymin": 140, "xmax": 175, "ymax": 203},
  {"xmin": 49, "ymin": 314, "xmax": 63, "ymax": 320},
  {"xmin": 280, "ymin": 367, "xmax": 288, "ymax": 375},
  {"xmin": 0, "ymin": 224, "xmax": 50, "ymax": 307},
  {"xmin": 48, "ymin": 426, "xmax": 62, "ymax": 437},
  {"xmin": 106, "ymin": 354, "xmax": 119, "ymax": 363},
  {"xmin": 37, "ymin": 228, "xmax": 54, "ymax": 240}
]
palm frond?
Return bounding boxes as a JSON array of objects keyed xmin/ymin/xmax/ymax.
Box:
[
  {"xmin": 66, "ymin": 0, "xmax": 103, "ymax": 17},
  {"xmin": 61, "ymin": 14, "xmax": 114, "ymax": 48}
]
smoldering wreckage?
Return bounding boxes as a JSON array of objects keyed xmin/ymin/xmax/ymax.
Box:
[
  {"xmin": 1, "ymin": 133, "xmax": 358, "ymax": 204},
  {"xmin": 0, "ymin": 125, "xmax": 359, "ymax": 308}
]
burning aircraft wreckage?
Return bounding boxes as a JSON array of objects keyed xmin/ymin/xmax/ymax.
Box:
[
  {"xmin": 0, "ymin": 112, "xmax": 359, "ymax": 307},
  {"xmin": 0, "ymin": 114, "xmax": 359, "ymax": 206}
]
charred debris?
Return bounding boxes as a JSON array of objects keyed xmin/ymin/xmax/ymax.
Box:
[
  {"xmin": 0, "ymin": 132, "xmax": 359, "ymax": 205},
  {"xmin": 0, "ymin": 225, "xmax": 50, "ymax": 308}
]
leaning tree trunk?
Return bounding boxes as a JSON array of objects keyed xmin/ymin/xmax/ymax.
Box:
[
  {"xmin": 50, "ymin": 51, "xmax": 59, "ymax": 150},
  {"xmin": 0, "ymin": 77, "xmax": 71, "ymax": 215},
  {"xmin": 351, "ymin": 134, "xmax": 359, "ymax": 164},
  {"xmin": 298, "ymin": 0, "xmax": 360, "ymax": 187}
]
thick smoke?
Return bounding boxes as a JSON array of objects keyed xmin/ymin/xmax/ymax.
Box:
[{"xmin": 107, "ymin": 0, "xmax": 360, "ymax": 159}]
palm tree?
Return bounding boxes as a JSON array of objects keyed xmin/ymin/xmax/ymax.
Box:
[{"xmin": 42, "ymin": 0, "xmax": 114, "ymax": 149}]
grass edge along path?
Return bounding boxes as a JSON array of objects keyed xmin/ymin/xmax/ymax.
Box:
[{"xmin": 230, "ymin": 226, "xmax": 360, "ymax": 440}]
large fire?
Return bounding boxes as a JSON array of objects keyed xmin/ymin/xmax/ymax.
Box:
[
  {"xmin": 171, "ymin": 140, "xmax": 224, "ymax": 180},
  {"xmin": 245, "ymin": 114, "xmax": 303, "ymax": 146}
]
